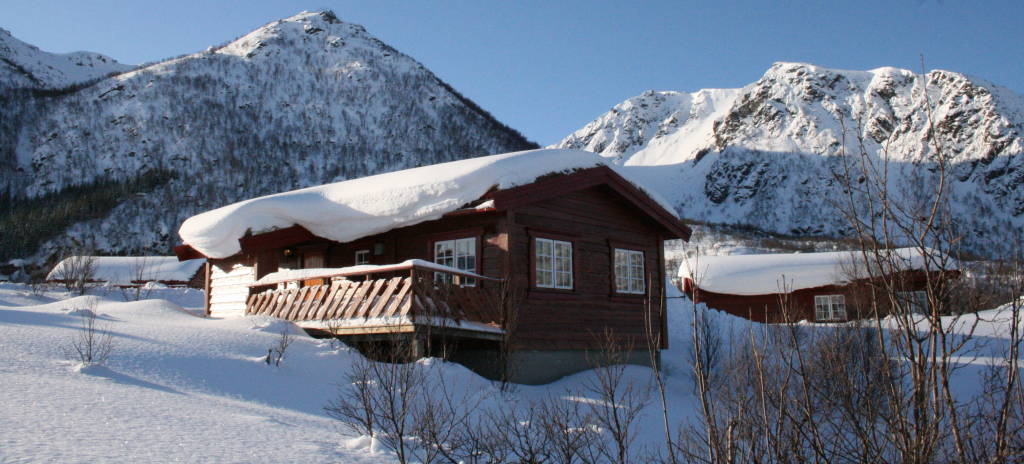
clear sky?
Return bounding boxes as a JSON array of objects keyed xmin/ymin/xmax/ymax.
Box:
[{"xmin": 5, "ymin": 1, "xmax": 1023, "ymax": 145}]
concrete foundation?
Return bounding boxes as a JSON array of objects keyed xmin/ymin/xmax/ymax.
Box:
[
  {"xmin": 452, "ymin": 348, "xmax": 659, "ymax": 385},
  {"xmin": 323, "ymin": 329, "xmax": 659, "ymax": 385}
]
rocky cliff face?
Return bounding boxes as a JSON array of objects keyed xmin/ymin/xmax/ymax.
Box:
[
  {"xmin": 1, "ymin": 11, "xmax": 535, "ymax": 259},
  {"xmin": 557, "ymin": 62, "xmax": 1024, "ymax": 252}
]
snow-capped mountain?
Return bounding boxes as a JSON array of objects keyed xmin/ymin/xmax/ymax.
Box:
[
  {"xmin": 556, "ymin": 62, "xmax": 1024, "ymax": 252},
  {"xmin": 0, "ymin": 11, "xmax": 535, "ymax": 260},
  {"xmin": 0, "ymin": 27, "xmax": 132, "ymax": 89}
]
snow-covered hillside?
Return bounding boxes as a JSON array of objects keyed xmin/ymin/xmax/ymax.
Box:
[
  {"xmin": 0, "ymin": 11, "xmax": 535, "ymax": 260},
  {"xmin": 0, "ymin": 27, "xmax": 132, "ymax": 89},
  {"xmin": 556, "ymin": 62, "xmax": 1024, "ymax": 253},
  {"xmin": 2, "ymin": 278, "xmax": 1019, "ymax": 461}
]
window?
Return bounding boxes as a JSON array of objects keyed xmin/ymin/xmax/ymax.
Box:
[
  {"xmin": 434, "ymin": 237, "xmax": 476, "ymax": 285},
  {"xmin": 354, "ymin": 249, "xmax": 370, "ymax": 265},
  {"xmin": 535, "ymin": 237, "xmax": 573, "ymax": 289},
  {"xmin": 614, "ymin": 248, "xmax": 645, "ymax": 294},
  {"xmin": 814, "ymin": 295, "xmax": 847, "ymax": 321},
  {"xmin": 897, "ymin": 290, "xmax": 928, "ymax": 314}
]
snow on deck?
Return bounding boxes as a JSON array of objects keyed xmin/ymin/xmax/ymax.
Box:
[
  {"xmin": 179, "ymin": 148, "xmax": 677, "ymax": 259},
  {"xmin": 47, "ymin": 257, "xmax": 205, "ymax": 284},
  {"xmin": 679, "ymin": 248, "xmax": 946, "ymax": 295},
  {"xmin": 251, "ymin": 259, "xmax": 491, "ymax": 286}
]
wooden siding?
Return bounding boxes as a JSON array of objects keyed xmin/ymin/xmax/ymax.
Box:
[
  {"xmin": 506, "ymin": 184, "xmax": 667, "ymax": 350},
  {"xmin": 208, "ymin": 257, "xmax": 254, "ymax": 318},
  {"xmin": 688, "ymin": 270, "xmax": 944, "ymax": 323}
]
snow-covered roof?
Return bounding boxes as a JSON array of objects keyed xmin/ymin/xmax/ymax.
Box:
[
  {"xmin": 678, "ymin": 248, "xmax": 950, "ymax": 295},
  {"xmin": 47, "ymin": 257, "xmax": 205, "ymax": 284},
  {"xmin": 180, "ymin": 148, "xmax": 679, "ymax": 259}
]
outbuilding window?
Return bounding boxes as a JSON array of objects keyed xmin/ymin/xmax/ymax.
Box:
[
  {"xmin": 814, "ymin": 295, "xmax": 847, "ymax": 321},
  {"xmin": 614, "ymin": 248, "xmax": 645, "ymax": 294},
  {"xmin": 434, "ymin": 237, "xmax": 476, "ymax": 286},
  {"xmin": 897, "ymin": 290, "xmax": 928, "ymax": 314},
  {"xmin": 354, "ymin": 249, "xmax": 370, "ymax": 265},
  {"xmin": 535, "ymin": 237, "xmax": 573, "ymax": 289}
]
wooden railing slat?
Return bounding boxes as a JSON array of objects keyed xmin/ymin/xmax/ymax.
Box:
[
  {"xmin": 367, "ymin": 277, "xmax": 402, "ymax": 319},
  {"xmin": 340, "ymin": 280, "xmax": 374, "ymax": 320}
]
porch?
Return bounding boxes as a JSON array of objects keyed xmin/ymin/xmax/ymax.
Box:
[{"xmin": 244, "ymin": 260, "xmax": 505, "ymax": 341}]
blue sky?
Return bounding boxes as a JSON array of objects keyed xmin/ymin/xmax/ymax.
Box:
[{"xmin": 5, "ymin": 1, "xmax": 1023, "ymax": 145}]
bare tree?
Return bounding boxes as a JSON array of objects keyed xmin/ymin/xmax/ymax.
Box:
[
  {"xmin": 62, "ymin": 298, "xmax": 114, "ymax": 365},
  {"xmin": 52, "ymin": 254, "xmax": 97, "ymax": 296}
]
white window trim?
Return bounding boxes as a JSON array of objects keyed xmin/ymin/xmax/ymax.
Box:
[
  {"xmin": 614, "ymin": 248, "xmax": 645, "ymax": 295},
  {"xmin": 354, "ymin": 249, "xmax": 370, "ymax": 265},
  {"xmin": 814, "ymin": 294, "xmax": 847, "ymax": 321},
  {"xmin": 433, "ymin": 237, "xmax": 477, "ymax": 286},
  {"xmin": 535, "ymin": 237, "xmax": 573, "ymax": 290}
]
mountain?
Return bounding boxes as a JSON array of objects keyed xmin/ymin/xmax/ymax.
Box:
[
  {"xmin": 556, "ymin": 62, "xmax": 1024, "ymax": 253},
  {"xmin": 0, "ymin": 11, "xmax": 536, "ymax": 261},
  {"xmin": 0, "ymin": 27, "xmax": 132, "ymax": 89}
]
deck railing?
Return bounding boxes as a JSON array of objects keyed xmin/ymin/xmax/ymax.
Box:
[{"xmin": 244, "ymin": 261, "xmax": 504, "ymax": 334}]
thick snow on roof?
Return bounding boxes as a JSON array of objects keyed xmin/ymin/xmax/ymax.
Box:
[
  {"xmin": 180, "ymin": 149, "xmax": 676, "ymax": 259},
  {"xmin": 678, "ymin": 248, "xmax": 947, "ymax": 295},
  {"xmin": 47, "ymin": 257, "xmax": 205, "ymax": 284}
]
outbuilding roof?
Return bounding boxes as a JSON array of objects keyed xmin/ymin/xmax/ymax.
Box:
[
  {"xmin": 678, "ymin": 248, "xmax": 953, "ymax": 295},
  {"xmin": 47, "ymin": 256, "xmax": 206, "ymax": 284}
]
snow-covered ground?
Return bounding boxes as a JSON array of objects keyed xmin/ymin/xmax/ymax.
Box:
[{"xmin": 0, "ymin": 281, "xmax": 1017, "ymax": 462}]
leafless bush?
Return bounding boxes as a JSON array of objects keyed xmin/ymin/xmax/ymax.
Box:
[
  {"xmin": 53, "ymin": 254, "xmax": 96, "ymax": 296},
  {"xmin": 539, "ymin": 393, "xmax": 601, "ymax": 464},
  {"xmin": 585, "ymin": 329, "xmax": 652, "ymax": 464},
  {"xmin": 62, "ymin": 298, "xmax": 114, "ymax": 365},
  {"xmin": 265, "ymin": 326, "xmax": 293, "ymax": 367},
  {"xmin": 409, "ymin": 365, "xmax": 485, "ymax": 464},
  {"xmin": 489, "ymin": 400, "xmax": 555, "ymax": 463},
  {"xmin": 325, "ymin": 340, "xmax": 422, "ymax": 464},
  {"xmin": 119, "ymin": 257, "xmax": 154, "ymax": 302}
]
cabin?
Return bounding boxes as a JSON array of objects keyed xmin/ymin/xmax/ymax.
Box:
[
  {"xmin": 173, "ymin": 149, "xmax": 690, "ymax": 384},
  {"xmin": 678, "ymin": 249, "xmax": 952, "ymax": 323},
  {"xmin": 47, "ymin": 256, "xmax": 206, "ymax": 288}
]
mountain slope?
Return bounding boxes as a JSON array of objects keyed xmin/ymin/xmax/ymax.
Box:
[
  {"xmin": 0, "ymin": 11, "xmax": 536, "ymax": 260},
  {"xmin": 0, "ymin": 27, "xmax": 132, "ymax": 89},
  {"xmin": 556, "ymin": 62, "xmax": 1024, "ymax": 252}
]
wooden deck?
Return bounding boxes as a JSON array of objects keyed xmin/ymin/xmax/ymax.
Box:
[{"xmin": 245, "ymin": 262, "xmax": 504, "ymax": 338}]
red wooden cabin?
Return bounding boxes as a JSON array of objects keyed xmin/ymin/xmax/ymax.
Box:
[
  {"xmin": 678, "ymin": 250, "xmax": 951, "ymax": 323},
  {"xmin": 174, "ymin": 149, "xmax": 690, "ymax": 383}
]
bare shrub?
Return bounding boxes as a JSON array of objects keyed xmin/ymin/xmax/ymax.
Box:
[
  {"xmin": 584, "ymin": 329, "xmax": 652, "ymax": 464},
  {"xmin": 409, "ymin": 365, "xmax": 484, "ymax": 464},
  {"xmin": 63, "ymin": 298, "xmax": 114, "ymax": 365},
  {"xmin": 53, "ymin": 254, "xmax": 96, "ymax": 296},
  {"xmin": 325, "ymin": 340, "xmax": 422, "ymax": 464},
  {"xmin": 120, "ymin": 257, "xmax": 154, "ymax": 302},
  {"xmin": 265, "ymin": 326, "xmax": 294, "ymax": 367}
]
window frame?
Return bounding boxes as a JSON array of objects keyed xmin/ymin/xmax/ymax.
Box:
[
  {"xmin": 814, "ymin": 294, "xmax": 847, "ymax": 322},
  {"xmin": 612, "ymin": 247, "xmax": 646, "ymax": 295},
  {"xmin": 354, "ymin": 249, "xmax": 371, "ymax": 266},
  {"xmin": 430, "ymin": 233, "xmax": 481, "ymax": 286},
  {"xmin": 531, "ymin": 234, "xmax": 575, "ymax": 291},
  {"xmin": 896, "ymin": 290, "xmax": 928, "ymax": 314}
]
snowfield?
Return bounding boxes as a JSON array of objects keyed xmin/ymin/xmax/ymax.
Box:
[{"xmin": 0, "ymin": 281, "xmax": 1017, "ymax": 462}]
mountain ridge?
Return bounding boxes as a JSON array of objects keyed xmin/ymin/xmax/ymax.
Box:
[
  {"xmin": 0, "ymin": 11, "xmax": 537, "ymax": 261},
  {"xmin": 556, "ymin": 61, "xmax": 1024, "ymax": 253}
]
